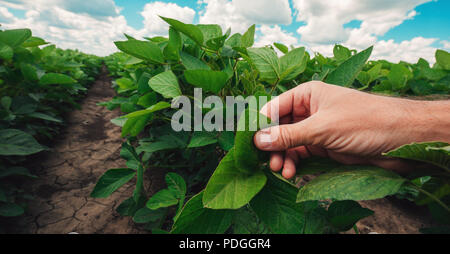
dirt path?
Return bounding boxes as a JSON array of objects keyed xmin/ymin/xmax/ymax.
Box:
[{"xmin": 9, "ymin": 67, "xmax": 150, "ymax": 234}]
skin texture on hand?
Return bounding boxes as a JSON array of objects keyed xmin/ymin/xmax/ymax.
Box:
[{"xmin": 253, "ymin": 81, "xmax": 450, "ymax": 179}]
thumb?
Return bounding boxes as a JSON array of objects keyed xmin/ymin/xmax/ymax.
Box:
[{"xmin": 253, "ymin": 115, "xmax": 320, "ymax": 151}]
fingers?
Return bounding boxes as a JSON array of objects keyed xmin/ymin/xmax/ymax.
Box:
[
  {"xmin": 282, "ymin": 150, "xmax": 298, "ymax": 179},
  {"xmin": 254, "ymin": 114, "xmax": 320, "ymax": 151},
  {"xmin": 269, "ymin": 152, "xmax": 283, "ymax": 172},
  {"xmin": 260, "ymin": 82, "xmax": 314, "ymax": 120}
]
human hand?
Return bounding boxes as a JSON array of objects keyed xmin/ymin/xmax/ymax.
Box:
[{"xmin": 253, "ymin": 81, "xmax": 450, "ymax": 179}]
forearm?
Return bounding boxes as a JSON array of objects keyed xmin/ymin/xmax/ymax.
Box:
[{"xmin": 399, "ymin": 99, "xmax": 450, "ymax": 143}]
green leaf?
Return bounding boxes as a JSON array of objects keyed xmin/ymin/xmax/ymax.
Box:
[
  {"xmin": 436, "ymin": 49, "xmax": 450, "ymax": 70},
  {"xmin": 280, "ymin": 47, "xmax": 307, "ymax": 82},
  {"xmin": 164, "ymin": 27, "xmax": 182, "ymax": 61},
  {"xmin": 40, "ymin": 73, "xmax": 76, "ymax": 85},
  {"xmin": 274, "ymin": 42, "xmax": 289, "ymax": 54},
  {"xmin": 0, "ymin": 42, "xmax": 13, "ymax": 60},
  {"xmin": 0, "ymin": 28, "xmax": 32, "ymax": 47},
  {"xmin": 122, "ymin": 114, "xmax": 151, "ymax": 137},
  {"xmin": 203, "ymin": 149, "xmax": 267, "ymax": 209},
  {"xmin": 184, "ymin": 69, "xmax": 229, "ymax": 93},
  {"xmin": 116, "ymin": 196, "xmax": 145, "ymax": 216},
  {"xmin": 197, "ymin": 24, "xmax": 222, "ymax": 42},
  {"xmin": 234, "ymin": 109, "xmax": 271, "ymax": 173},
  {"xmin": 327, "ymin": 200, "xmax": 374, "ymax": 231},
  {"xmin": 22, "ymin": 36, "xmax": 48, "ymax": 47},
  {"xmin": 148, "ymin": 71, "xmax": 182, "ymax": 98},
  {"xmin": 147, "ymin": 190, "xmax": 179, "ymax": 210},
  {"xmin": 241, "ymin": 25, "xmax": 255, "ymax": 48},
  {"xmin": 251, "ymin": 171, "xmax": 314, "ymax": 233},
  {"xmin": 115, "ymin": 40, "xmax": 164, "ymax": 64},
  {"xmin": 160, "ymin": 16, "xmax": 204, "ymax": 46},
  {"xmin": 414, "ymin": 178, "xmax": 450, "ymax": 206},
  {"xmin": 333, "ymin": 44, "xmax": 351, "ymax": 61},
  {"xmin": 297, "ymin": 167, "xmax": 406, "ymax": 202},
  {"xmin": 124, "ymin": 101, "xmax": 171, "ymax": 118},
  {"xmin": 136, "ymin": 141, "xmax": 180, "ymax": 154},
  {"xmin": 137, "ymin": 92, "xmax": 157, "ymax": 108},
  {"xmin": 171, "ymin": 192, "xmax": 234, "ymax": 234},
  {"xmin": 133, "ymin": 207, "xmax": 166, "ymax": 224},
  {"xmin": 326, "ymin": 46, "xmax": 373, "ymax": 87},
  {"xmin": 188, "ymin": 131, "xmax": 217, "ymax": 148},
  {"xmin": 20, "ymin": 63, "xmax": 38, "ymax": 81},
  {"xmin": 218, "ymin": 131, "xmax": 234, "ymax": 151},
  {"xmin": 180, "ymin": 52, "xmax": 210, "ymax": 70},
  {"xmin": 28, "ymin": 112, "xmax": 62, "ymax": 123},
  {"xmin": 0, "ymin": 129, "xmax": 46, "ymax": 156},
  {"xmin": 383, "ymin": 142, "xmax": 450, "ymax": 171},
  {"xmin": 247, "ymin": 47, "xmax": 280, "ymax": 83},
  {"xmin": 115, "ymin": 77, "xmax": 135, "ymax": 93},
  {"xmin": 0, "ymin": 203, "xmax": 24, "ymax": 217},
  {"xmin": 90, "ymin": 168, "xmax": 136, "ymax": 198},
  {"xmin": 387, "ymin": 64, "xmax": 411, "ymax": 90}
]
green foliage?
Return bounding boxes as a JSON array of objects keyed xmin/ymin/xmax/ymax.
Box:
[
  {"xmin": 95, "ymin": 17, "xmax": 450, "ymax": 234},
  {"xmin": 0, "ymin": 27, "xmax": 102, "ymax": 218}
]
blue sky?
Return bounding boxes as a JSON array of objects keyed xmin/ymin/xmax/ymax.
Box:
[{"xmin": 0, "ymin": 0, "xmax": 448, "ymax": 62}]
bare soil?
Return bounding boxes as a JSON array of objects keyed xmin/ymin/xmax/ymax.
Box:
[{"xmin": 5, "ymin": 68, "xmax": 435, "ymax": 234}]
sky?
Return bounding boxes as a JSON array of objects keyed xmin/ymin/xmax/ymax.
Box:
[{"xmin": 0, "ymin": 0, "xmax": 449, "ymax": 63}]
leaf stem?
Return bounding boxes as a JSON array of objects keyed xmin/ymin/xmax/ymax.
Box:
[{"xmin": 409, "ymin": 183, "xmax": 450, "ymax": 213}]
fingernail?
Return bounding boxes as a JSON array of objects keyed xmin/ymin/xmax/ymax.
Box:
[{"xmin": 254, "ymin": 128, "xmax": 273, "ymax": 150}]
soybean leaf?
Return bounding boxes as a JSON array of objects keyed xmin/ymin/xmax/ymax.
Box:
[
  {"xmin": 0, "ymin": 28, "xmax": 31, "ymax": 47},
  {"xmin": 20, "ymin": 63, "xmax": 38, "ymax": 81},
  {"xmin": 160, "ymin": 16, "xmax": 204, "ymax": 46},
  {"xmin": 147, "ymin": 189, "xmax": 179, "ymax": 210},
  {"xmin": 147, "ymin": 172, "xmax": 186, "ymax": 210},
  {"xmin": 0, "ymin": 203, "xmax": 24, "ymax": 217},
  {"xmin": 184, "ymin": 70, "xmax": 229, "ymax": 94},
  {"xmin": 274, "ymin": 42, "xmax": 289, "ymax": 54},
  {"xmin": 122, "ymin": 114, "xmax": 151, "ymax": 137},
  {"xmin": 197, "ymin": 24, "xmax": 222, "ymax": 42},
  {"xmin": 0, "ymin": 129, "xmax": 46, "ymax": 156},
  {"xmin": 148, "ymin": 71, "xmax": 182, "ymax": 98},
  {"xmin": 327, "ymin": 200, "xmax": 374, "ymax": 231},
  {"xmin": 203, "ymin": 149, "xmax": 267, "ymax": 209},
  {"xmin": 241, "ymin": 25, "xmax": 255, "ymax": 48},
  {"xmin": 28, "ymin": 112, "xmax": 62, "ymax": 123},
  {"xmin": 171, "ymin": 192, "xmax": 234, "ymax": 234},
  {"xmin": 180, "ymin": 52, "xmax": 210, "ymax": 70},
  {"xmin": 436, "ymin": 49, "xmax": 450, "ymax": 70},
  {"xmin": 124, "ymin": 101, "xmax": 171, "ymax": 118},
  {"xmin": 22, "ymin": 36, "xmax": 48, "ymax": 47},
  {"xmin": 280, "ymin": 47, "xmax": 307, "ymax": 82},
  {"xmin": 234, "ymin": 109, "xmax": 272, "ymax": 173},
  {"xmin": 333, "ymin": 45, "xmax": 351, "ymax": 62},
  {"xmin": 116, "ymin": 196, "xmax": 146, "ymax": 217},
  {"xmin": 90, "ymin": 168, "xmax": 136, "ymax": 198},
  {"xmin": 248, "ymin": 47, "xmax": 280, "ymax": 83},
  {"xmin": 0, "ymin": 42, "xmax": 13, "ymax": 60},
  {"xmin": 383, "ymin": 142, "xmax": 450, "ymax": 171},
  {"xmin": 326, "ymin": 46, "xmax": 373, "ymax": 87},
  {"xmin": 136, "ymin": 141, "xmax": 180, "ymax": 154},
  {"xmin": 388, "ymin": 64, "xmax": 411, "ymax": 90},
  {"xmin": 133, "ymin": 207, "xmax": 167, "ymax": 224},
  {"xmin": 414, "ymin": 178, "xmax": 450, "ymax": 206},
  {"xmin": 297, "ymin": 167, "xmax": 406, "ymax": 202},
  {"xmin": 164, "ymin": 27, "xmax": 182, "ymax": 61},
  {"xmin": 251, "ymin": 170, "xmax": 314, "ymax": 234},
  {"xmin": 115, "ymin": 40, "xmax": 164, "ymax": 64},
  {"xmin": 40, "ymin": 73, "xmax": 76, "ymax": 85},
  {"xmin": 188, "ymin": 131, "xmax": 217, "ymax": 148},
  {"xmin": 218, "ymin": 131, "xmax": 235, "ymax": 151}
]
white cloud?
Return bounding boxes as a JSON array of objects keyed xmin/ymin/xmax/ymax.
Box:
[
  {"xmin": 0, "ymin": 6, "xmax": 16, "ymax": 22},
  {"xmin": 441, "ymin": 40, "xmax": 450, "ymax": 50},
  {"xmin": 255, "ymin": 25, "xmax": 298, "ymax": 48},
  {"xmin": 138, "ymin": 1, "xmax": 196, "ymax": 37},
  {"xmin": 372, "ymin": 37, "xmax": 438, "ymax": 63},
  {"xmin": 292, "ymin": 0, "xmax": 431, "ymax": 45},
  {"xmin": 199, "ymin": 0, "xmax": 292, "ymax": 33},
  {"xmin": 0, "ymin": 0, "xmax": 134, "ymax": 56}
]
